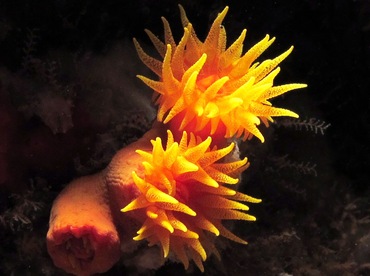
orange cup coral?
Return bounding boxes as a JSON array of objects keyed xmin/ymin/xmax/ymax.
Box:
[
  {"xmin": 125, "ymin": 4, "xmax": 307, "ymax": 271},
  {"xmin": 46, "ymin": 4, "xmax": 307, "ymax": 275},
  {"xmin": 121, "ymin": 130, "xmax": 261, "ymax": 271},
  {"xmin": 135, "ymin": 5, "xmax": 306, "ymax": 142}
]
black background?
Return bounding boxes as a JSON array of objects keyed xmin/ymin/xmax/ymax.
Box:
[{"xmin": 0, "ymin": 0, "xmax": 369, "ymax": 275}]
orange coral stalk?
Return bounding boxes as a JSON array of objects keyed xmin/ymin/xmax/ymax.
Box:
[
  {"xmin": 135, "ymin": 5, "xmax": 306, "ymax": 142},
  {"xmin": 121, "ymin": 129, "xmax": 261, "ymax": 272},
  {"xmin": 104, "ymin": 124, "xmax": 168, "ymax": 234},
  {"xmin": 46, "ymin": 173, "xmax": 121, "ymax": 276}
]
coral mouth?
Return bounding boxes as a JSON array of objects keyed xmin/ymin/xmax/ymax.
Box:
[
  {"xmin": 47, "ymin": 224, "xmax": 120, "ymax": 276},
  {"xmin": 64, "ymin": 235, "xmax": 95, "ymax": 269}
]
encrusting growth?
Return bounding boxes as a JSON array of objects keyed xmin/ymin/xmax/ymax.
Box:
[{"xmin": 135, "ymin": 5, "xmax": 306, "ymax": 142}]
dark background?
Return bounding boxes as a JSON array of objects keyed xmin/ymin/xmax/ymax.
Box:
[{"xmin": 0, "ymin": 0, "xmax": 369, "ymax": 275}]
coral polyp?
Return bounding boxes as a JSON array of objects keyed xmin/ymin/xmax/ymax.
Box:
[
  {"xmin": 121, "ymin": 130, "xmax": 261, "ymax": 271},
  {"xmin": 135, "ymin": 5, "xmax": 306, "ymax": 142}
]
